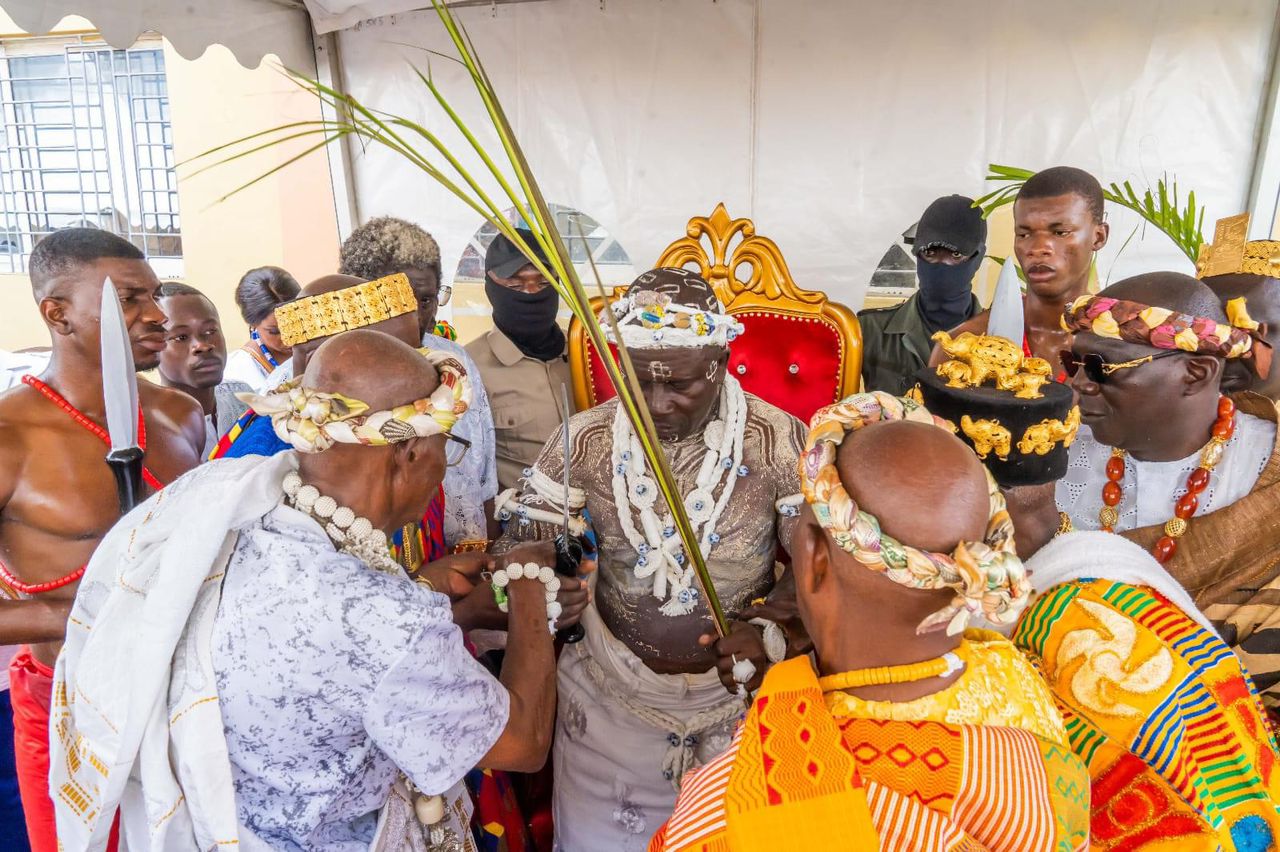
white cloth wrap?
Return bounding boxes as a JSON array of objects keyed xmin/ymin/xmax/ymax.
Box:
[
  {"xmin": 601, "ymin": 296, "xmax": 744, "ymax": 350},
  {"xmin": 51, "ymin": 452, "xmax": 298, "ymax": 852},
  {"xmin": 552, "ymin": 602, "xmax": 743, "ymax": 852},
  {"xmin": 1026, "ymin": 530, "xmax": 1217, "ymax": 634}
]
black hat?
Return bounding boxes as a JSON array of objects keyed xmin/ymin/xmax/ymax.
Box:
[
  {"xmin": 913, "ymin": 350, "xmax": 1078, "ymax": 487},
  {"xmin": 485, "ymin": 228, "xmax": 551, "ymax": 280},
  {"xmin": 911, "ymin": 195, "xmax": 987, "ymax": 259}
]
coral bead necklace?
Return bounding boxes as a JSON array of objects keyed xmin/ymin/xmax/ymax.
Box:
[
  {"xmin": 22, "ymin": 375, "xmax": 163, "ymax": 490},
  {"xmin": 0, "ymin": 376, "xmax": 166, "ymax": 596},
  {"xmin": 1100, "ymin": 395, "xmax": 1235, "ymax": 564}
]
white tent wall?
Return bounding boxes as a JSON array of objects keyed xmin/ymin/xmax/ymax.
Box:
[{"xmin": 336, "ymin": 0, "xmax": 1279, "ymax": 311}]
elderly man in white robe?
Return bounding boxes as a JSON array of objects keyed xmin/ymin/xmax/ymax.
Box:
[{"xmin": 48, "ymin": 330, "xmax": 585, "ymax": 852}]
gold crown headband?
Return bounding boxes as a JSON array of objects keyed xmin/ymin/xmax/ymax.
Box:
[
  {"xmin": 1196, "ymin": 212, "xmax": 1280, "ymax": 280},
  {"xmin": 276, "ymin": 273, "xmax": 418, "ymax": 347}
]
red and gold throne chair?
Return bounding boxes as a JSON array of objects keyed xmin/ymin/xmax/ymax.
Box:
[{"xmin": 569, "ymin": 203, "xmax": 863, "ymax": 425}]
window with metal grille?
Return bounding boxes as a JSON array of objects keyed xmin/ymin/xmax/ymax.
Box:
[{"xmin": 0, "ymin": 36, "xmax": 182, "ymax": 275}]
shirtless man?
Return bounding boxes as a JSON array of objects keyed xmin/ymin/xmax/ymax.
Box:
[
  {"xmin": 0, "ymin": 229, "xmax": 204, "ymax": 851},
  {"xmin": 930, "ymin": 165, "xmax": 1109, "ymax": 368}
]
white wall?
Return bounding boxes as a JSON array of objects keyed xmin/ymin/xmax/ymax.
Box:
[{"xmin": 337, "ymin": 0, "xmax": 1278, "ymax": 310}]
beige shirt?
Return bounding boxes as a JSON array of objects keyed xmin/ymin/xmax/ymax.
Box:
[{"xmin": 465, "ymin": 328, "xmax": 574, "ymax": 491}]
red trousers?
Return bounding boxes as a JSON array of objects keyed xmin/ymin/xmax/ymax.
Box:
[{"xmin": 9, "ymin": 646, "xmax": 118, "ymax": 852}]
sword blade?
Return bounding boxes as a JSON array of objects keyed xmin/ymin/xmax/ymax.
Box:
[
  {"xmin": 987, "ymin": 259, "xmax": 1025, "ymax": 345},
  {"xmin": 99, "ymin": 276, "xmax": 139, "ymax": 452}
]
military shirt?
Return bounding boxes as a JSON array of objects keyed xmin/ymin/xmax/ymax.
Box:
[
  {"xmin": 857, "ymin": 292, "xmax": 982, "ymax": 395},
  {"xmin": 464, "ymin": 327, "xmax": 574, "ymax": 492}
]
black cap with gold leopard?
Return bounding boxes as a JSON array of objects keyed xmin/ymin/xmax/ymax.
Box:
[{"xmin": 912, "ymin": 331, "xmax": 1079, "ymax": 486}]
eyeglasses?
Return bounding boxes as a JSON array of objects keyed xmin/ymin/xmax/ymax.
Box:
[
  {"xmin": 423, "ymin": 285, "xmax": 452, "ymax": 307},
  {"xmin": 1058, "ymin": 348, "xmax": 1183, "ymax": 384},
  {"xmin": 445, "ymin": 432, "xmax": 471, "ymax": 467}
]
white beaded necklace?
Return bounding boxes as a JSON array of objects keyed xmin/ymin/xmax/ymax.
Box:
[
  {"xmin": 282, "ymin": 471, "xmax": 400, "ymax": 576},
  {"xmin": 610, "ymin": 375, "xmax": 747, "ymax": 617}
]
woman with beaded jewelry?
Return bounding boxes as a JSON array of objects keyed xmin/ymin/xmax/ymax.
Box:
[
  {"xmin": 494, "ymin": 268, "xmax": 808, "ymax": 852},
  {"xmin": 48, "ymin": 330, "xmax": 586, "ymax": 852},
  {"xmin": 223, "ymin": 265, "xmax": 300, "ymax": 391}
]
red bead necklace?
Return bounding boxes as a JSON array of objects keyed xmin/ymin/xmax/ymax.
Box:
[
  {"xmin": 1100, "ymin": 395, "xmax": 1235, "ymax": 564},
  {"xmin": 22, "ymin": 375, "xmax": 163, "ymax": 490},
  {"xmin": 0, "ymin": 376, "xmax": 166, "ymax": 596},
  {"xmin": 0, "ymin": 561, "xmax": 85, "ymax": 596}
]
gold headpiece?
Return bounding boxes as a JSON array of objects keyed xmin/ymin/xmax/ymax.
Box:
[
  {"xmin": 1196, "ymin": 213, "xmax": 1280, "ymax": 280},
  {"xmin": 275, "ymin": 273, "xmax": 418, "ymax": 347}
]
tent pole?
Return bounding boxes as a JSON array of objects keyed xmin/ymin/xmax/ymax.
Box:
[
  {"xmin": 1245, "ymin": 2, "xmax": 1280, "ymax": 240},
  {"xmin": 313, "ymin": 30, "xmax": 359, "ymax": 240}
]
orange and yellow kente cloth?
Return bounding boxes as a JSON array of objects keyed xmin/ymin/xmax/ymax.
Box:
[
  {"xmin": 1014, "ymin": 579, "xmax": 1280, "ymax": 851},
  {"xmin": 649, "ymin": 631, "xmax": 1089, "ymax": 852}
]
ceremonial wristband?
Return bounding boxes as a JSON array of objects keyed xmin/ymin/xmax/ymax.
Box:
[{"xmin": 491, "ymin": 562, "xmax": 562, "ymax": 634}]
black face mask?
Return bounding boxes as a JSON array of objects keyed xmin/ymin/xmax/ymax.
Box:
[
  {"xmin": 485, "ymin": 278, "xmax": 565, "ymax": 361},
  {"xmin": 916, "ymin": 252, "xmax": 982, "ymax": 334}
]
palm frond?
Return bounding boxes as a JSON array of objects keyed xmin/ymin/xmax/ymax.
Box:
[
  {"xmin": 187, "ymin": 0, "xmax": 733, "ymax": 638},
  {"xmin": 975, "ymin": 163, "xmax": 1206, "ymax": 263}
]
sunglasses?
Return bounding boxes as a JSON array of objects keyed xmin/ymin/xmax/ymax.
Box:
[{"xmin": 1058, "ymin": 348, "xmax": 1183, "ymax": 384}]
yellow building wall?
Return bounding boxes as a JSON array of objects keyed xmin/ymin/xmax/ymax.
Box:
[{"xmin": 0, "ymin": 13, "xmax": 339, "ymax": 351}]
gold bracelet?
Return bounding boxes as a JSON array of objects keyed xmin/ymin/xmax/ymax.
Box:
[{"xmin": 415, "ymin": 576, "xmax": 437, "ymax": 594}]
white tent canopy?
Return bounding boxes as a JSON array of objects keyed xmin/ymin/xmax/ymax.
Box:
[
  {"xmin": 1, "ymin": 0, "xmax": 315, "ymax": 68},
  {"xmin": 336, "ymin": 0, "xmax": 1280, "ymax": 310},
  {"xmin": 6, "ymin": 0, "xmax": 1280, "ymax": 311},
  {"xmin": 0, "ymin": 0, "xmax": 549, "ymax": 66}
]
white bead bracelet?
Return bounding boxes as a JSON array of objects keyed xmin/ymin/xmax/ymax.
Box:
[{"xmin": 491, "ymin": 561, "xmax": 562, "ymax": 634}]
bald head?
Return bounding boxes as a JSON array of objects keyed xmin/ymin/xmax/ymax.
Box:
[
  {"xmin": 297, "ymin": 329, "xmax": 447, "ymax": 535},
  {"xmin": 304, "ymin": 328, "xmax": 439, "ymax": 410},
  {"xmin": 840, "ymin": 420, "xmax": 989, "ymax": 552},
  {"xmin": 1102, "ymin": 272, "xmax": 1226, "ymax": 321},
  {"xmin": 290, "ymin": 274, "xmax": 422, "ymax": 373},
  {"xmin": 793, "ymin": 418, "xmax": 995, "ymax": 677}
]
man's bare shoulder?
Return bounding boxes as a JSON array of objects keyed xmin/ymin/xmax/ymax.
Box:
[
  {"xmin": 140, "ymin": 380, "xmax": 201, "ymax": 420},
  {"xmin": 927, "ymin": 311, "xmax": 991, "ymax": 367},
  {"xmin": 0, "ymin": 382, "xmax": 54, "ymax": 435},
  {"xmin": 139, "ymin": 381, "xmax": 205, "ymax": 455}
]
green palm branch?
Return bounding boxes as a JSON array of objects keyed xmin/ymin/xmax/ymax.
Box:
[
  {"xmin": 181, "ymin": 0, "xmax": 733, "ymax": 637},
  {"xmin": 974, "ymin": 163, "xmax": 1206, "ymax": 263}
]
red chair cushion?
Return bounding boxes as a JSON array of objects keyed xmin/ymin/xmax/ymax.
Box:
[{"xmin": 585, "ymin": 312, "xmax": 844, "ymax": 425}]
